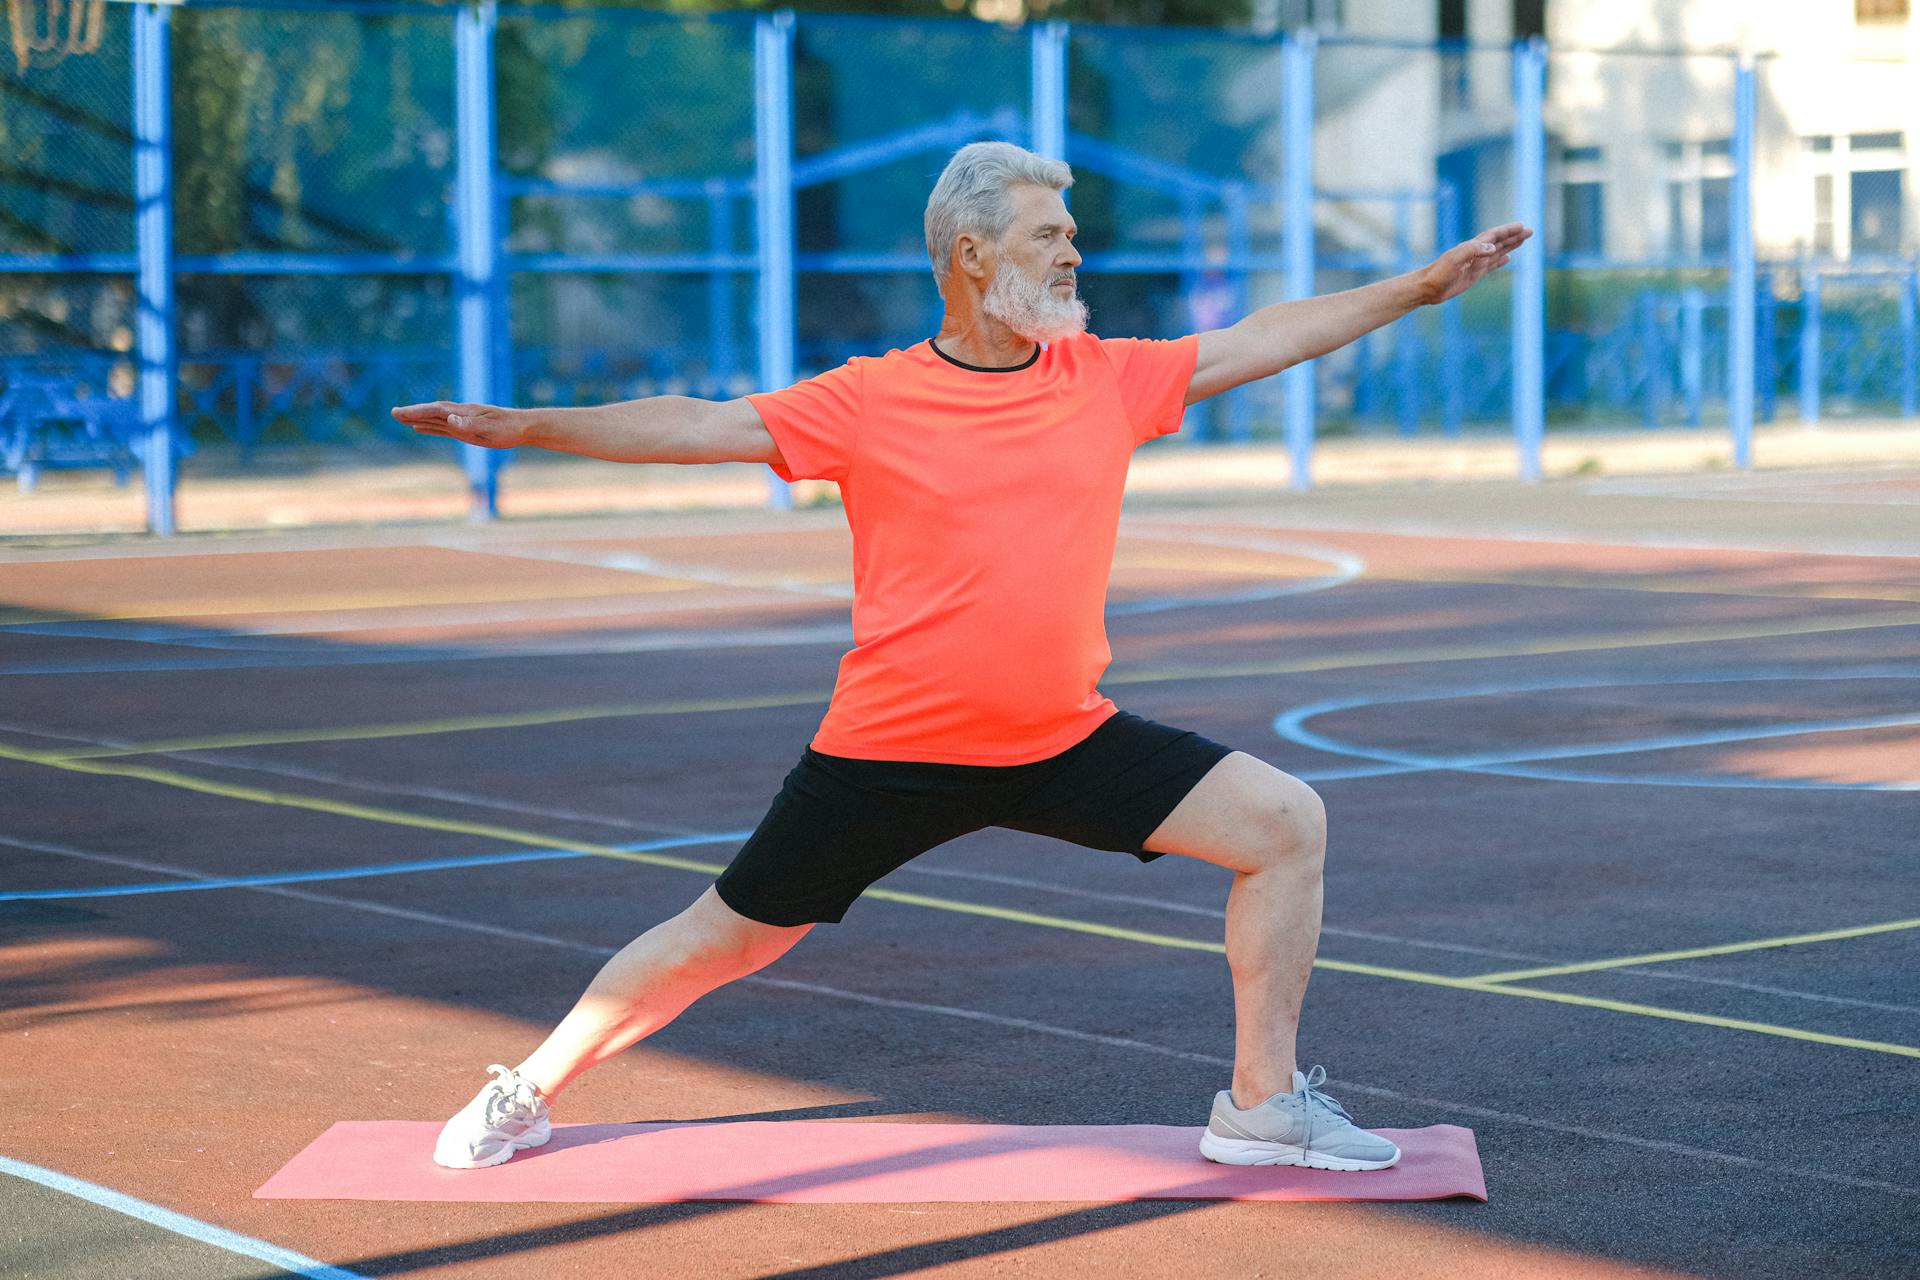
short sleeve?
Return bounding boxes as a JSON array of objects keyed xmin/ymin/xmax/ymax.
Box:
[
  {"xmin": 1097, "ymin": 333, "xmax": 1201, "ymax": 446},
  {"xmin": 745, "ymin": 360, "xmax": 863, "ymax": 483}
]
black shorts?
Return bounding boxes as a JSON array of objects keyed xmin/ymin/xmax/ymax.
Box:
[{"xmin": 712, "ymin": 709, "xmax": 1238, "ymax": 926}]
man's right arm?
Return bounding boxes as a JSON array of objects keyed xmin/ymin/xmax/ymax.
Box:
[{"xmin": 389, "ymin": 396, "xmax": 783, "ymax": 468}]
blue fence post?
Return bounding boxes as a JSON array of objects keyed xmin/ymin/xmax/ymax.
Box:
[
  {"xmin": 1728, "ymin": 51, "xmax": 1756, "ymax": 469},
  {"xmin": 1030, "ymin": 20, "xmax": 1068, "ymax": 163},
  {"xmin": 1639, "ymin": 291, "xmax": 1661, "ymax": 429},
  {"xmin": 1682, "ymin": 285, "xmax": 1704, "ymax": 426},
  {"xmin": 1798, "ymin": 266, "xmax": 1821, "ymax": 426},
  {"xmin": 1758, "ymin": 269, "xmax": 1778, "ymax": 423},
  {"xmin": 1223, "ymin": 182, "xmax": 1252, "ymax": 443},
  {"xmin": 133, "ymin": 1, "xmax": 175, "ymax": 536},
  {"xmin": 1177, "ymin": 190, "xmax": 1205, "ymax": 440},
  {"xmin": 1392, "ymin": 195, "xmax": 1420, "ymax": 436},
  {"xmin": 1511, "ymin": 36, "xmax": 1546, "ymax": 481},
  {"xmin": 1280, "ymin": 28, "xmax": 1316, "ymax": 491},
  {"xmin": 707, "ymin": 184, "xmax": 737, "ymax": 395},
  {"xmin": 755, "ymin": 11, "xmax": 796, "ymax": 510},
  {"xmin": 454, "ymin": 0, "xmax": 502, "ymax": 520},
  {"xmin": 1901, "ymin": 268, "xmax": 1918, "ymax": 418},
  {"xmin": 1436, "ymin": 179, "xmax": 1463, "ymax": 437}
]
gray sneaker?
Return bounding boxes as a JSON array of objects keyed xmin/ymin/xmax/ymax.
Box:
[
  {"xmin": 433, "ymin": 1064, "xmax": 552, "ymax": 1169},
  {"xmin": 1199, "ymin": 1065, "xmax": 1401, "ymax": 1171}
]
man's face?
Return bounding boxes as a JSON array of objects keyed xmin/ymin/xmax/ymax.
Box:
[{"xmin": 979, "ymin": 183, "xmax": 1087, "ymax": 342}]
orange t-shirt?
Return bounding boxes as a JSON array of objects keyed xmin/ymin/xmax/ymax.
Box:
[{"xmin": 745, "ymin": 330, "xmax": 1200, "ymax": 765}]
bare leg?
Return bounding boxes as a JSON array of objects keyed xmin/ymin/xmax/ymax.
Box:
[
  {"xmin": 1141, "ymin": 752, "xmax": 1328, "ymax": 1109},
  {"xmin": 512, "ymin": 886, "xmax": 813, "ymax": 1102},
  {"xmin": 1223, "ymin": 827, "xmax": 1324, "ymax": 1108}
]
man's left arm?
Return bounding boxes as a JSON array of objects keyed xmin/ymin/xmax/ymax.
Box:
[{"xmin": 1185, "ymin": 222, "xmax": 1531, "ymax": 405}]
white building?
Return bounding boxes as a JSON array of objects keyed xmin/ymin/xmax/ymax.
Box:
[{"xmin": 1289, "ymin": 0, "xmax": 1914, "ymax": 262}]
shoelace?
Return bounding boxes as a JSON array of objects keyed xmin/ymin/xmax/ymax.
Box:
[
  {"xmin": 1292, "ymin": 1064, "xmax": 1353, "ymax": 1147},
  {"xmin": 481, "ymin": 1063, "xmax": 541, "ymax": 1127}
]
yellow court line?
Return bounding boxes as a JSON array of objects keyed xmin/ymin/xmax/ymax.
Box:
[
  {"xmin": 1470, "ymin": 917, "xmax": 1920, "ymax": 983},
  {"xmin": 1104, "ymin": 608, "xmax": 1920, "ymax": 687},
  {"xmin": 47, "ymin": 609, "xmax": 1920, "ymax": 761},
  {"xmin": 3, "ymin": 739, "xmax": 1914, "ymax": 1060},
  {"xmin": 43, "ymin": 691, "xmax": 833, "ymax": 761}
]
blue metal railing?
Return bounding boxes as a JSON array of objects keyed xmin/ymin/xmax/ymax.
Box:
[{"xmin": 5, "ymin": 4, "xmax": 1918, "ymax": 535}]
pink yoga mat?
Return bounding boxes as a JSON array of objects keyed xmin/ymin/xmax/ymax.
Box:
[{"xmin": 255, "ymin": 1121, "xmax": 1485, "ymax": 1203}]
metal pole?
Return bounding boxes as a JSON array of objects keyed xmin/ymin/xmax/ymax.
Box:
[
  {"xmin": 1030, "ymin": 20, "xmax": 1068, "ymax": 164},
  {"xmin": 1639, "ymin": 291, "xmax": 1660, "ymax": 429},
  {"xmin": 1757, "ymin": 269, "xmax": 1777, "ymax": 423},
  {"xmin": 1728, "ymin": 52, "xmax": 1756, "ymax": 469},
  {"xmin": 1901, "ymin": 268, "xmax": 1919, "ymax": 418},
  {"xmin": 1682, "ymin": 285, "xmax": 1704, "ymax": 427},
  {"xmin": 1437, "ymin": 179, "xmax": 1463, "ymax": 437},
  {"xmin": 1280, "ymin": 28, "xmax": 1316, "ymax": 491},
  {"xmin": 755, "ymin": 11, "xmax": 796, "ymax": 509},
  {"xmin": 1392, "ymin": 195, "xmax": 1419, "ymax": 437},
  {"xmin": 1511, "ymin": 36, "xmax": 1546, "ymax": 482},
  {"xmin": 1798, "ymin": 267, "xmax": 1821, "ymax": 426},
  {"xmin": 707, "ymin": 185, "xmax": 737, "ymax": 396},
  {"xmin": 1224, "ymin": 182, "xmax": 1252, "ymax": 443},
  {"xmin": 455, "ymin": 0, "xmax": 502, "ymax": 520},
  {"xmin": 133, "ymin": 2, "xmax": 175, "ymax": 536}
]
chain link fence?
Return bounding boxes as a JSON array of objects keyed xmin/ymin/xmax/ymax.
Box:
[{"xmin": 3, "ymin": 1, "xmax": 1915, "ymax": 527}]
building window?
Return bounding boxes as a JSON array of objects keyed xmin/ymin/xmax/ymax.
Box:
[
  {"xmin": 1701, "ymin": 177, "xmax": 1732, "ymax": 256},
  {"xmin": 1702, "ymin": 137, "xmax": 1732, "ymax": 158},
  {"xmin": 1852, "ymin": 170, "xmax": 1904, "ymax": 254},
  {"xmin": 1438, "ymin": 0, "xmax": 1466, "ymax": 38},
  {"xmin": 1668, "ymin": 181, "xmax": 1688, "ymax": 254},
  {"xmin": 1563, "ymin": 144, "xmax": 1602, "ymax": 163},
  {"xmin": 1850, "ymin": 131, "xmax": 1905, "ymax": 151},
  {"xmin": 1855, "ymin": 0, "xmax": 1909, "ymax": 23},
  {"xmin": 1804, "ymin": 135, "xmax": 1835, "ymax": 152},
  {"xmin": 1813, "ymin": 173, "xmax": 1834, "ymax": 254},
  {"xmin": 1562, "ymin": 181, "xmax": 1603, "ymax": 254}
]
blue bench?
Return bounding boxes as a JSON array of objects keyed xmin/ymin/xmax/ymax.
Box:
[{"xmin": 0, "ymin": 374, "xmax": 145, "ymax": 492}]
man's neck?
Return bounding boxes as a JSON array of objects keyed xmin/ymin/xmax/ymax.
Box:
[{"xmin": 933, "ymin": 312, "xmax": 1038, "ymax": 370}]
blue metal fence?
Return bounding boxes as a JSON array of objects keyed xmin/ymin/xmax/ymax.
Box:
[{"xmin": 2, "ymin": 2, "xmax": 1916, "ymax": 534}]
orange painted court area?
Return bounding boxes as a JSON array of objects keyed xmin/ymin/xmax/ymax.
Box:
[{"xmin": 4, "ymin": 469, "xmax": 1917, "ymax": 1278}]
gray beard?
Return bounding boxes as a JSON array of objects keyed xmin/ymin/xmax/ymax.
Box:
[{"xmin": 982, "ymin": 262, "xmax": 1089, "ymax": 343}]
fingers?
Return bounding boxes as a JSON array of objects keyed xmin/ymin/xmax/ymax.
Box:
[{"xmin": 391, "ymin": 401, "xmax": 492, "ymax": 440}]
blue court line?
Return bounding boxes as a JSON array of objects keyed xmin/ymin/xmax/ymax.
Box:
[
  {"xmin": 0, "ymin": 1153, "xmax": 368, "ymax": 1280},
  {"xmin": 0, "ymin": 832, "xmax": 752, "ymax": 903},
  {"xmin": 1275, "ymin": 666, "xmax": 1920, "ymax": 791}
]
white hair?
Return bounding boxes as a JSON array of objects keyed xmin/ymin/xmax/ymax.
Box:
[{"xmin": 924, "ymin": 141, "xmax": 1073, "ymax": 301}]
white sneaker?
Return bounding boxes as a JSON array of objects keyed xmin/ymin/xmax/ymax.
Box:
[
  {"xmin": 1199, "ymin": 1065, "xmax": 1401, "ymax": 1171},
  {"xmin": 433, "ymin": 1064, "xmax": 552, "ymax": 1169}
]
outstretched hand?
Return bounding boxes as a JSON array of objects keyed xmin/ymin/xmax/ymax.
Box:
[
  {"xmin": 389, "ymin": 401, "xmax": 530, "ymax": 450},
  {"xmin": 1418, "ymin": 223, "xmax": 1532, "ymax": 306}
]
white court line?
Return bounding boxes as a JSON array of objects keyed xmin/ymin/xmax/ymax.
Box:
[
  {"xmin": 0, "ymin": 526, "xmax": 1364, "ymax": 660},
  {"xmin": 13, "ymin": 836, "xmax": 1913, "ymax": 1202},
  {"xmin": 429, "ymin": 539, "xmax": 856, "ymax": 600},
  {"xmin": 0, "ymin": 1154, "xmax": 366, "ymax": 1280}
]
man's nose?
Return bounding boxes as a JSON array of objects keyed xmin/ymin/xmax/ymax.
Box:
[{"xmin": 1060, "ymin": 243, "xmax": 1081, "ymax": 270}]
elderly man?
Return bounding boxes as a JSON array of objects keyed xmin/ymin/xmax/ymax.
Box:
[{"xmin": 395, "ymin": 140, "xmax": 1527, "ymax": 1173}]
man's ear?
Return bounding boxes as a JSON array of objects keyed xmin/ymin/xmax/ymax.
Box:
[{"xmin": 953, "ymin": 231, "xmax": 991, "ymax": 287}]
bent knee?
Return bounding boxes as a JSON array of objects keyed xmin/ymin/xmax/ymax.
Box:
[{"xmin": 1251, "ymin": 776, "xmax": 1326, "ymax": 870}]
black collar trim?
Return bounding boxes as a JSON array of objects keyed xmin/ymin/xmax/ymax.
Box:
[{"xmin": 929, "ymin": 339, "xmax": 1041, "ymax": 373}]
